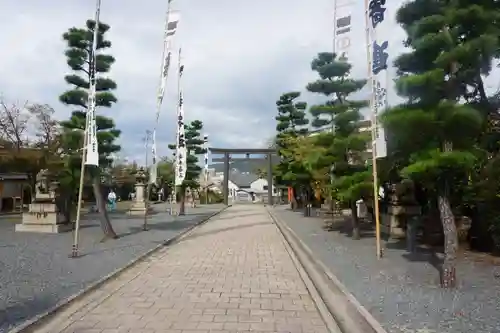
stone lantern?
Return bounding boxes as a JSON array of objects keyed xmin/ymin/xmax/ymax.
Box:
[{"xmin": 128, "ymin": 167, "xmax": 149, "ymax": 215}]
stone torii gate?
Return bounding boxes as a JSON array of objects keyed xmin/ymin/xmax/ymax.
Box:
[{"xmin": 209, "ymin": 148, "xmax": 277, "ymax": 206}]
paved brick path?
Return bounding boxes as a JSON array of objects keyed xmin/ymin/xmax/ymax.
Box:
[{"xmin": 38, "ymin": 205, "xmax": 328, "ymax": 333}]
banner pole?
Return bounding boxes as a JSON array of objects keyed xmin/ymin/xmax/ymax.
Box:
[
  {"xmin": 71, "ymin": 0, "xmax": 101, "ymax": 258},
  {"xmin": 365, "ymin": 0, "xmax": 382, "ymax": 259}
]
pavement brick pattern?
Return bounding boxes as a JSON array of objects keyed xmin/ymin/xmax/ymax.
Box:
[{"xmin": 50, "ymin": 205, "xmax": 328, "ymax": 333}]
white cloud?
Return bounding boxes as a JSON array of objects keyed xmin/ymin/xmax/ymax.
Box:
[{"xmin": 0, "ymin": 0, "xmax": 411, "ymax": 164}]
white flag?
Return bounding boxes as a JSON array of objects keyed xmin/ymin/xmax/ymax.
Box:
[
  {"xmin": 85, "ymin": 0, "xmax": 101, "ymax": 166},
  {"xmin": 175, "ymin": 55, "xmax": 187, "ymax": 186},
  {"xmin": 151, "ymin": 8, "xmax": 181, "ymax": 184},
  {"xmin": 85, "ymin": 106, "xmax": 99, "ymax": 166},
  {"xmin": 158, "ymin": 11, "xmax": 180, "ymax": 102},
  {"xmin": 366, "ymin": 0, "xmax": 389, "ymax": 158},
  {"xmin": 333, "ymin": 0, "xmax": 355, "ymax": 59},
  {"xmin": 175, "ymin": 91, "xmax": 187, "ymax": 186},
  {"xmin": 149, "ymin": 130, "xmax": 158, "ymax": 184}
]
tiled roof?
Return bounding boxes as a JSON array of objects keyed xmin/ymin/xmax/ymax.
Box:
[{"xmin": 229, "ymin": 172, "xmax": 259, "ymax": 187}]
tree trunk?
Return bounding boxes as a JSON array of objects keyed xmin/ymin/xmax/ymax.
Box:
[
  {"xmin": 92, "ymin": 178, "xmax": 118, "ymax": 239},
  {"xmin": 178, "ymin": 187, "xmax": 186, "ymax": 215},
  {"xmin": 437, "ymin": 194, "xmax": 458, "ymax": 288},
  {"xmin": 350, "ymin": 202, "xmax": 361, "ymax": 240}
]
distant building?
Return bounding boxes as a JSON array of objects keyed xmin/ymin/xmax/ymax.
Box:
[
  {"xmin": 0, "ymin": 143, "xmax": 36, "ymax": 213},
  {"xmin": 200, "ymin": 168, "xmax": 278, "ymax": 202},
  {"xmin": 227, "ymin": 172, "xmax": 277, "ymax": 202},
  {"xmin": 0, "ymin": 173, "xmax": 29, "ymax": 213}
]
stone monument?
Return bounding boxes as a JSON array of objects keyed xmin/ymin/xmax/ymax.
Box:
[
  {"xmin": 128, "ymin": 167, "xmax": 151, "ymax": 216},
  {"xmin": 16, "ymin": 170, "xmax": 71, "ymax": 233},
  {"xmin": 381, "ymin": 180, "xmax": 421, "ymax": 241}
]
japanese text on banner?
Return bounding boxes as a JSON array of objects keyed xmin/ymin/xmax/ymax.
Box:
[
  {"xmin": 334, "ymin": 0, "xmax": 355, "ymax": 59},
  {"xmin": 367, "ymin": 0, "xmax": 389, "ymax": 158},
  {"xmin": 84, "ymin": 8, "xmax": 100, "ymax": 167},
  {"xmin": 175, "ymin": 61, "xmax": 187, "ymax": 186},
  {"xmin": 150, "ymin": 10, "xmax": 181, "ymax": 184}
]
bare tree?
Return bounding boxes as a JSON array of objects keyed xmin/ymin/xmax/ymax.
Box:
[
  {"xmin": 27, "ymin": 104, "xmax": 60, "ymax": 152},
  {"xmin": 0, "ymin": 99, "xmax": 30, "ymax": 151}
]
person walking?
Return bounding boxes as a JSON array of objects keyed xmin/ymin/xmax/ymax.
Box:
[{"xmin": 107, "ymin": 189, "xmax": 117, "ymax": 212}]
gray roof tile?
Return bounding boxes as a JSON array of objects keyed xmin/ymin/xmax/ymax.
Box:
[{"xmin": 229, "ymin": 172, "xmax": 259, "ymax": 187}]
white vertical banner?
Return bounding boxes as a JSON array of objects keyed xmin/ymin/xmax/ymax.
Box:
[
  {"xmin": 366, "ymin": 0, "xmax": 388, "ymax": 158},
  {"xmin": 333, "ymin": 0, "xmax": 355, "ymax": 59},
  {"xmin": 157, "ymin": 10, "xmax": 180, "ymax": 103},
  {"xmin": 84, "ymin": 0, "xmax": 101, "ymax": 166},
  {"xmin": 175, "ymin": 49, "xmax": 187, "ymax": 186},
  {"xmin": 203, "ymin": 135, "xmax": 209, "ymax": 185},
  {"xmin": 150, "ymin": 6, "xmax": 181, "ymax": 184}
]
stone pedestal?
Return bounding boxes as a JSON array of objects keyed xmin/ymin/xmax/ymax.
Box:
[
  {"xmin": 16, "ymin": 173, "xmax": 71, "ymax": 233},
  {"xmin": 128, "ymin": 168, "xmax": 151, "ymax": 216},
  {"xmin": 381, "ymin": 205, "xmax": 421, "ymax": 239},
  {"xmin": 16, "ymin": 202, "xmax": 71, "ymax": 233}
]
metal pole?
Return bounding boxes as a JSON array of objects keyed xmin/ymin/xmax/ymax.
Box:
[
  {"xmin": 71, "ymin": 0, "xmax": 101, "ymax": 258},
  {"xmin": 70, "ymin": 134, "xmax": 87, "ymax": 258}
]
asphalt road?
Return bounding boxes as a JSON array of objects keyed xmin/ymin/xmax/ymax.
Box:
[{"xmin": 0, "ymin": 203, "xmax": 224, "ymax": 333}]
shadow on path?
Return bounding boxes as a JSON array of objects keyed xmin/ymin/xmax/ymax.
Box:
[
  {"xmin": 290, "ymin": 209, "xmax": 444, "ymax": 273},
  {"xmin": 179, "ymin": 221, "xmax": 272, "ymax": 243},
  {"xmin": 386, "ymin": 239, "xmax": 444, "ymax": 274},
  {"xmin": 215, "ymin": 212, "xmax": 263, "ymax": 221}
]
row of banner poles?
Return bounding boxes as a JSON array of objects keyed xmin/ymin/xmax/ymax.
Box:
[
  {"xmin": 364, "ymin": 0, "xmax": 389, "ymax": 259},
  {"xmin": 71, "ymin": 0, "xmax": 102, "ymax": 258}
]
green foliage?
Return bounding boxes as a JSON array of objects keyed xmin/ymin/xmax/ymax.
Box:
[
  {"xmin": 274, "ymin": 92, "xmax": 310, "ymax": 186},
  {"xmin": 334, "ymin": 170, "xmax": 373, "ymax": 202},
  {"xmin": 306, "ymin": 52, "xmax": 370, "ymax": 204},
  {"xmin": 384, "ymin": 0, "xmax": 486, "ymax": 197},
  {"xmin": 58, "ymin": 19, "xmax": 121, "ymax": 188},
  {"xmin": 307, "ymin": 52, "xmax": 367, "ymax": 132},
  {"xmin": 157, "ymin": 157, "xmax": 174, "ymax": 187},
  {"xmin": 275, "ymin": 92, "xmax": 308, "ymax": 134}
]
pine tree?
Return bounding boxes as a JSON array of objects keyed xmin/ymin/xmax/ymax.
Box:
[
  {"xmin": 274, "ymin": 92, "xmax": 310, "ymax": 208},
  {"xmin": 307, "ymin": 52, "xmax": 371, "ymax": 239},
  {"xmin": 59, "ymin": 20, "xmax": 121, "ymax": 239},
  {"xmin": 169, "ymin": 120, "xmax": 204, "ymax": 215},
  {"xmin": 382, "ymin": 0, "xmax": 491, "ymax": 287}
]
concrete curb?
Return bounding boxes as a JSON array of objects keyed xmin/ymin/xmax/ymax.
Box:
[
  {"xmin": 8, "ymin": 206, "xmax": 230, "ymax": 333},
  {"xmin": 268, "ymin": 208, "xmax": 388, "ymax": 333},
  {"xmin": 274, "ymin": 214, "xmax": 342, "ymax": 333}
]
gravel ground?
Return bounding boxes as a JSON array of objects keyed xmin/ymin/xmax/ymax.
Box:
[
  {"xmin": 273, "ymin": 206, "xmax": 500, "ymax": 333},
  {"xmin": 0, "ymin": 203, "xmax": 224, "ymax": 333}
]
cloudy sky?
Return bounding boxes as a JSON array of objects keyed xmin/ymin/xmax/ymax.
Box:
[{"xmin": 0, "ymin": 0, "xmax": 435, "ymax": 164}]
